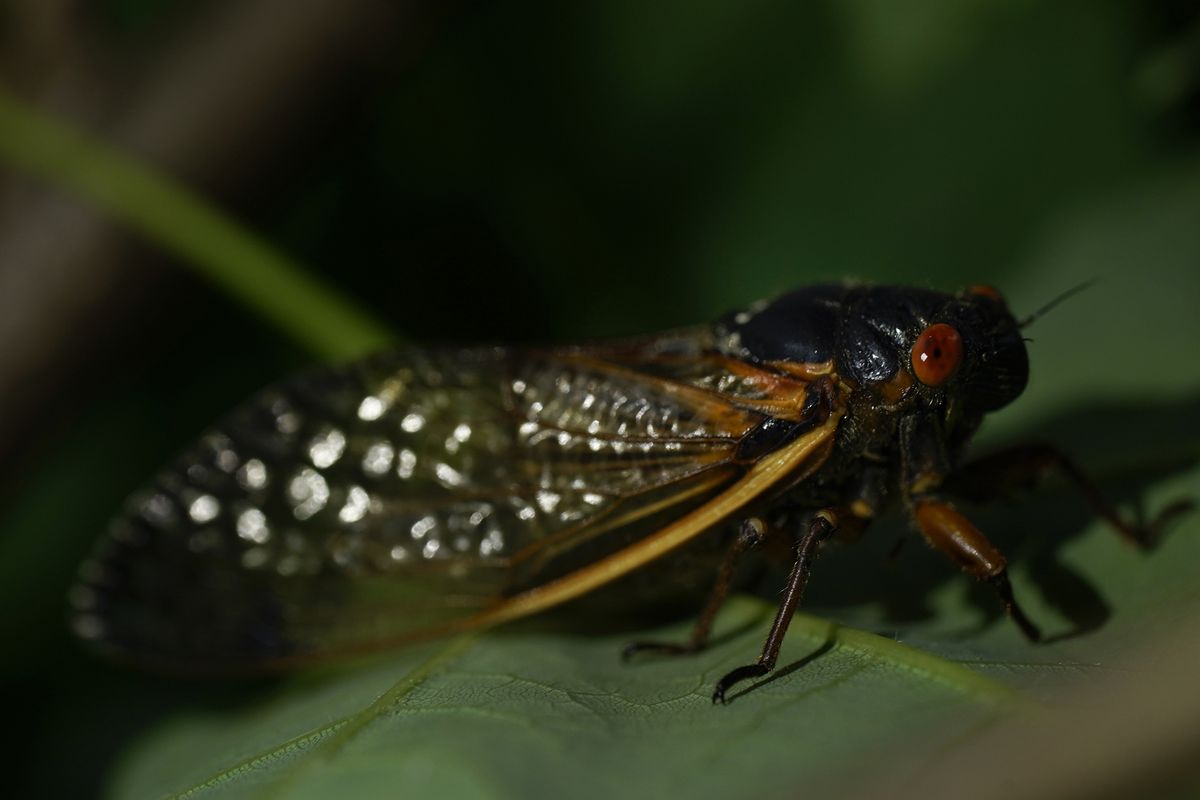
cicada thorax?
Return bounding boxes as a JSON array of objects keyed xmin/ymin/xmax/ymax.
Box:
[{"xmin": 72, "ymin": 328, "xmax": 835, "ymax": 670}]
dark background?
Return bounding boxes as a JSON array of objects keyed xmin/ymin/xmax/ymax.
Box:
[{"xmin": 1, "ymin": 1, "xmax": 1198, "ymax": 795}]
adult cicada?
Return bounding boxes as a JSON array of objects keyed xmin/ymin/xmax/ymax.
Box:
[{"xmin": 70, "ymin": 282, "xmax": 1184, "ymax": 702}]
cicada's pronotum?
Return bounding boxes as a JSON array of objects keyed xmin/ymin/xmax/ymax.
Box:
[{"xmin": 70, "ymin": 283, "xmax": 1189, "ymax": 702}]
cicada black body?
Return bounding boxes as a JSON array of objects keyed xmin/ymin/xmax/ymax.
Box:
[{"xmin": 70, "ymin": 282, "xmax": 1179, "ymax": 701}]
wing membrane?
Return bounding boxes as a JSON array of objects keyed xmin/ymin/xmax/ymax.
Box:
[{"xmin": 71, "ymin": 333, "xmax": 833, "ymax": 670}]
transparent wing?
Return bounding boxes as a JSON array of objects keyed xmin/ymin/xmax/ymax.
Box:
[{"xmin": 71, "ymin": 332, "xmax": 828, "ymax": 671}]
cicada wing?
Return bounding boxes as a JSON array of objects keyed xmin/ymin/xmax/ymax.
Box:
[{"xmin": 71, "ymin": 337, "xmax": 828, "ymax": 671}]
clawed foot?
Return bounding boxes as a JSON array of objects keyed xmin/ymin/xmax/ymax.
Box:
[
  {"xmin": 989, "ymin": 572, "xmax": 1043, "ymax": 643},
  {"xmin": 622, "ymin": 641, "xmax": 771, "ymax": 704},
  {"xmin": 1127, "ymin": 498, "xmax": 1196, "ymax": 549},
  {"xmin": 711, "ymin": 663, "xmax": 769, "ymax": 704}
]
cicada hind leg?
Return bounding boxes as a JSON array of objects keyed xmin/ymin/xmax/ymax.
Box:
[
  {"xmin": 621, "ymin": 517, "xmax": 768, "ymax": 660},
  {"xmin": 710, "ymin": 509, "xmax": 849, "ymax": 704},
  {"xmin": 623, "ymin": 509, "xmax": 869, "ymax": 704}
]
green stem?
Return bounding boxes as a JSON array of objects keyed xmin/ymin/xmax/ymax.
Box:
[{"xmin": 0, "ymin": 89, "xmax": 394, "ymax": 361}]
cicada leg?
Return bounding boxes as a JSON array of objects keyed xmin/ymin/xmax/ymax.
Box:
[
  {"xmin": 945, "ymin": 444, "xmax": 1194, "ymax": 548},
  {"xmin": 911, "ymin": 498, "xmax": 1042, "ymax": 643},
  {"xmin": 621, "ymin": 516, "xmax": 768, "ymax": 660},
  {"xmin": 711, "ymin": 509, "xmax": 840, "ymax": 704}
]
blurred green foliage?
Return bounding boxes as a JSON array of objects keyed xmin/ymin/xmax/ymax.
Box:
[{"xmin": 1, "ymin": 1, "xmax": 1197, "ymax": 797}]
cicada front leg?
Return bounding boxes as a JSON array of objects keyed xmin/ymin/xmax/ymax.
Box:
[
  {"xmin": 910, "ymin": 498, "xmax": 1042, "ymax": 642},
  {"xmin": 910, "ymin": 442, "xmax": 1195, "ymax": 643},
  {"xmin": 901, "ymin": 413, "xmax": 1042, "ymax": 641},
  {"xmin": 621, "ymin": 517, "xmax": 769, "ymax": 660}
]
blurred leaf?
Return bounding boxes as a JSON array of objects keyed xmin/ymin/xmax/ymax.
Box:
[
  {"xmin": 102, "ymin": 159, "xmax": 1200, "ymax": 800},
  {"xmin": 0, "ymin": 90, "xmax": 393, "ymax": 361}
]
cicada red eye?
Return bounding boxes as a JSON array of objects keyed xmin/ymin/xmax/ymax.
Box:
[{"xmin": 911, "ymin": 323, "xmax": 963, "ymax": 386}]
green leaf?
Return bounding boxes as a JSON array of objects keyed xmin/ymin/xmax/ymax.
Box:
[
  {"xmin": 102, "ymin": 164, "xmax": 1200, "ymax": 800},
  {"xmin": 110, "ymin": 608, "xmax": 1020, "ymax": 800}
]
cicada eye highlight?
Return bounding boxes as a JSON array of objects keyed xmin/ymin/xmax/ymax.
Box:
[{"xmin": 911, "ymin": 323, "xmax": 962, "ymax": 386}]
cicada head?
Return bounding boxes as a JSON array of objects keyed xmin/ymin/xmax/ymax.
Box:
[
  {"xmin": 716, "ymin": 282, "xmax": 1030, "ymax": 436},
  {"xmin": 839, "ymin": 285, "xmax": 1031, "ymax": 439}
]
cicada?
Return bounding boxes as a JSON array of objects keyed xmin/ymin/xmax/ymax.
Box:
[{"xmin": 70, "ymin": 282, "xmax": 1184, "ymax": 702}]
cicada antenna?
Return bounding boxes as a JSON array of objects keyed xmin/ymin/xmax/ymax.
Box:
[{"xmin": 1018, "ymin": 279, "xmax": 1097, "ymax": 329}]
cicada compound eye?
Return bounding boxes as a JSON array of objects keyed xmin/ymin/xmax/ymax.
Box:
[{"xmin": 911, "ymin": 323, "xmax": 963, "ymax": 386}]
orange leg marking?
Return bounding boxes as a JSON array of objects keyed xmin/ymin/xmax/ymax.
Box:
[{"xmin": 913, "ymin": 499, "xmax": 1042, "ymax": 642}]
